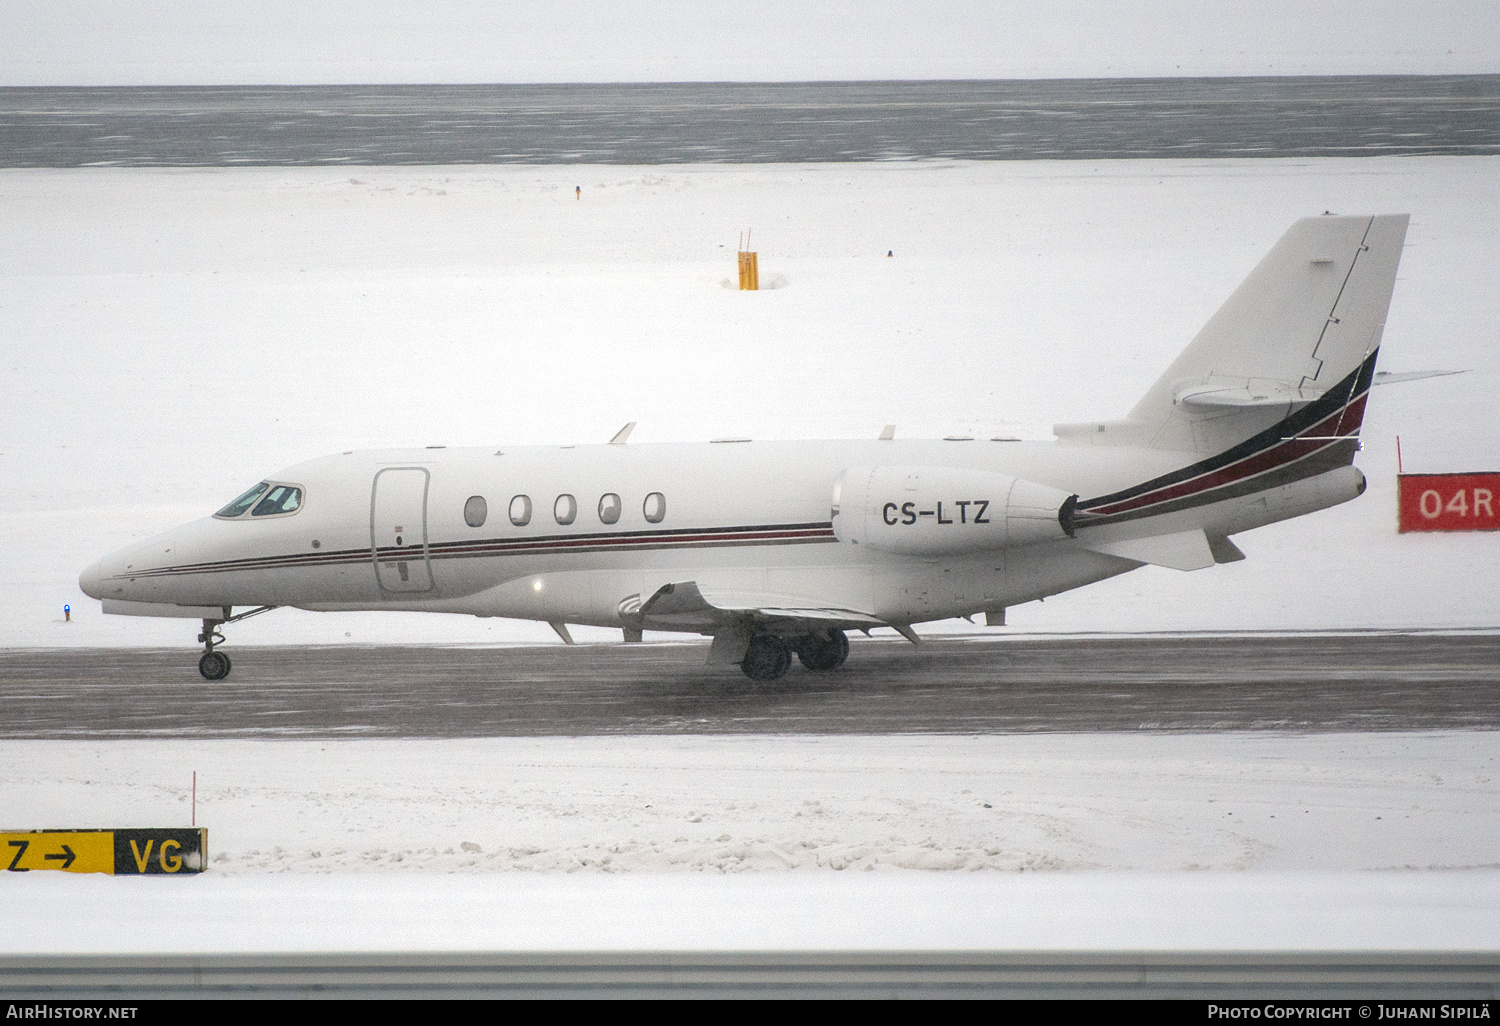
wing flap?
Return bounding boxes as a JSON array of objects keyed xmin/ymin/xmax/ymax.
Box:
[{"xmin": 624, "ymin": 580, "xmax": 885, "ymax": 633}]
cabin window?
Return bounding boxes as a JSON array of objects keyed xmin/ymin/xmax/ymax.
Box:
[
  {"xmin": 464, "ymin": 495, "xmax": 488, "ymax": 528},
  {"xmin": 598, "ymin": 492, "xmax": 622, "ymax": 524},
  {"xmin": 215, "ymin": 482, "xmax": 270, "ymax": 519},
  {"xmin": 554, "ymin": 493, "xmax": 577, "ymax": 525},
  {"xmin": 251, "ymin": 484, "xmax": 302, "ymax": 517},
  {"xmin": 509, "ymin": 494, "xmax": 532, "ymax": 527},
  {"xmin": 643, "ymin": 491, "xmax": 666, "ymax": 524}
]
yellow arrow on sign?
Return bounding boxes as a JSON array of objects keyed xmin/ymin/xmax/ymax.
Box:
[
  {"xmin": 3, "ymin": 829, "xmax": 206, "ymax": 875},
  {"xmin": 3, "ymin": 831, "xmax": 114, "ymax": 874}
]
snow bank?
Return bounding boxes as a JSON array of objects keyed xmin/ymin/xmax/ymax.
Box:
[
  {"xmin": 4, "ymin": 731, "xmax": 1498, "ymax": 953},
  {"xmin": 4, "ymin": 732, "xmax": 1496, "ymax": 875}
]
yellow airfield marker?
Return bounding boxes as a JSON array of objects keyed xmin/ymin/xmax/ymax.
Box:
[
  {"xmin": 737, "ymin": 250, "xmax": 759, "ymax": 290},
  {"xmin": 736, "ymin": 228, "xmax": 759, "ymax": 290},
  {"xmin": 2, "ymin": 829, "xmax": 208, "ymax": 875}
]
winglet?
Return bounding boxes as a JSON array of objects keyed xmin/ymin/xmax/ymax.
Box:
[
  {"xmin": 878, "ymin": 425, "xmax": 896, "ymax": 441},
  {"xmin": 609, "ymin": 422, "xmax": 637, "ymax": 445}
]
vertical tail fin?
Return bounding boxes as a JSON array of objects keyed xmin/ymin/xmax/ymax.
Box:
[
  {"xmin": 1130, "ymin": 213, "xmax": 1408, "ymax": 452},
  {"xmin": 1059, "ymin": 214, "xmax": 1408, "ymax": 454},
  {"xmin": 1065, "ymin": 214, "xmax": 1408, "ymax": 528}
]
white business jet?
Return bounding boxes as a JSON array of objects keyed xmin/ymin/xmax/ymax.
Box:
[{"xmin": 81, "ymin": 214, "xmax": 1408, "ymax": 682}]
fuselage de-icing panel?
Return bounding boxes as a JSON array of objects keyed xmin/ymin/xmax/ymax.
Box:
[{"xmin": 80, "ymin": 214, "xmax": 1408, "ymax": 681}]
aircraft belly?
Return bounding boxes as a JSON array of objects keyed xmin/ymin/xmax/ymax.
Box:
[
  {"xmin": 412, "ymin": 535, "xmax": 1142, "ymax": 629},
  {"xmin": 430, "ymin": 556, "xmax": 876, "ymax": 629},
  {"xmin": 866, "ymin": 551, "xmax": 1118, "ymax": 624},
  {"xmin": 996, "ymin": 543, "xmax": 1141, "ymax": 609}
]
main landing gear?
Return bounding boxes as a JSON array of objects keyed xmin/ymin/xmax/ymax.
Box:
[
  {"xmin": 796, "ymin": 629, "xmax": 850, "ymax": 672},
  {"xmin": 740, "ymin": 629, "xmax": 850, "ymax": 682},
  {"xmin": 195, "ymin": 606, "xmax": 278, "ymax": 680}
]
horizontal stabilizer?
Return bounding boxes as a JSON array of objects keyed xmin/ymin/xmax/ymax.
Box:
[
  {"xmin": 1083, "ymin": 530, "xmax": 1217, "ymax": 571},
  {"xmin": 1175, "ymin": 381, "xmax": 1326, "ymax": 408},
  {"xmin": 1372, "ymin": 369, "xmax": 1466, "ymax": 386}
]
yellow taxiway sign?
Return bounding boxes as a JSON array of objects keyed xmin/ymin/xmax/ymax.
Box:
[{"xmin": 2, "ymin": 829, "xmax": 207, "ymax": 874}]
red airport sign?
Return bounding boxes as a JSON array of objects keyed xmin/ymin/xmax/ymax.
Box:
[{"xmin": 1397, "ymin": 473, "xmax": 1500, "ymax": 533}]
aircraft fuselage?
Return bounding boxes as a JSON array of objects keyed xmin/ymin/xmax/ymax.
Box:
[{"xmin": 80, "ymin": 435, "xmax": 1359, "ymax": 631}]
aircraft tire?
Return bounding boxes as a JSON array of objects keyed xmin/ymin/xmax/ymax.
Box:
[
  {"xmin": 740, "ymin": 635, "xmax": 791, "ymax": 681},
  {"xmin": 796, "ymin": 630, "xmax": 849, "ymax": 672},
  {"xmin": 198, "ymin": 651, "xmax": 231, "ymax": 681}
]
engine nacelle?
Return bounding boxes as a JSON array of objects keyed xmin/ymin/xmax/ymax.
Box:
[{"xmin": 831, "ymin": 465, "xmax": 1077, "ymax": 557}]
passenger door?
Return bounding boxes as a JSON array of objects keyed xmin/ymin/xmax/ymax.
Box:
[{"xmin": 371, "ymin": 467, "xmax": 434, "ymax": 593}]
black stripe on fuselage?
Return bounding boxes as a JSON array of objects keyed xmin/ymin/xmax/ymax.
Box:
[
  {"xmin": 1072, "ymin": 348, "xmax": 1377, "ymax": 527},
  {"xmin": 110, "ymin": 522, "xmax": 838, "ymax": 581}
]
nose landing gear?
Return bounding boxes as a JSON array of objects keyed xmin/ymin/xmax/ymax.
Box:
[
  {"xmin": 194, "ymin": 605, "xmax": 278, "ymax": 680},
  {"xmin": 197, "ymin": 622, "xmax": 231, "ymax": 681}
]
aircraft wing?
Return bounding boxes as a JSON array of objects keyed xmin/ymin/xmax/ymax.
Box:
[{"xmin": 619, "ymin": 580, "xmax": 886, "ymax": 634}]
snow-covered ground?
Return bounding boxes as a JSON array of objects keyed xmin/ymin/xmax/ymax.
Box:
[
  {"xmin": 3, "ymin": 157, "xmax": 1497, "ymax": 647},
  {"xmin": 10, "ymin": 733, "xmax": 1499, "ymax": 875},
  {"xmin": 11, "ymin": 869, "xmax": 1500, "ymax": 954},
  {"xmin": 5, "ymin": 731, "xmax": 1500, "ymax": 952}
]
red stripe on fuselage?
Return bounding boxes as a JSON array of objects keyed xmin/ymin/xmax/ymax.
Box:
[
  {"xmin": 111, "ymin": 525, "xmax": 837, "ymax": 580},
  {"xmin": 1085, "ymin": 397, "xmax": 1366, "ymax": 518},
  {"xmin": 424, "ymin": 527, "xmax": 833, "ymax": 558}
]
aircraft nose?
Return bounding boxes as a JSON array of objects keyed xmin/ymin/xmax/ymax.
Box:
[{"xmin": 79, "ymin": 558, "xmax": 104, "ymax": 599}]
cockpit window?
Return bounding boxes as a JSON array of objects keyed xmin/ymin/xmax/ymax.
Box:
[
  {"xmin": 215, "ymin": 482, "xmax": 270, "ymax": 519},
  {"xmin": 215, "ymin": 481, "xmax": 305, "ymax": 519},
  {"xmin": 251, "ymin": 485, "xmax": 303, "ymax": 517}
]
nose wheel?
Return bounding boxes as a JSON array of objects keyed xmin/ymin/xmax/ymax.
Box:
[
  {"xmin": 198, "ymin": 648, "xmax": 232, "ymax": 680},
  {"xmin": 197, "ymin": 619, "xmax": 230, "ymax": 679},
  {"xmin": 194, "ymin": 606, "xmax": 277, "ymax": 680}
]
